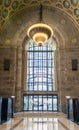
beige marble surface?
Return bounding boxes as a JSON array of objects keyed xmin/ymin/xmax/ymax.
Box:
[
  {"xmin": 58, "ymin": 118, "xmax": 79, "ymax": 130},
  {"xmin": 0, "ymin": 116, "xmax": 79, "ymax": 130}
]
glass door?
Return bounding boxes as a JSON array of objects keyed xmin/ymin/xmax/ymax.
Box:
[
  {"xmin": 53, "ymin": 97, "xmax": 58, "ymax": 111},
  {"xmin": 33, "ymin": 95, "xmax": 38, "ymax": 110},
  {"xmin": 39, "ymin": 96, "xmax": 42, "ymax": 111},
  {"xmin": 43, "ymin": 96, "xmax": 47, "ymax": 111},
  {"xmin": 48, "ymin": 96, "xmax": 52, "ymax": 111},
  {"xmin": 29, "ymin": 95, "xmax": 33, "ymax": 110},
  {"xmin": 23, "ymin": 94, "xmax": 58, "ymax": 111}
]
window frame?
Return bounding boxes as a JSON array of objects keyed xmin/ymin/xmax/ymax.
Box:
[{"xmin": 27, "ymin": 45, "xmax": 55, "ymax": 91}]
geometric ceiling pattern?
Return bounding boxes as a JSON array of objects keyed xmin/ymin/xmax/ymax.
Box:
[{"xmin": 0, "ymin": 0, "xmax": 79, "ymax": 30}]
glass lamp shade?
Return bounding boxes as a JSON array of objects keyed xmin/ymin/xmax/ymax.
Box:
[{"xmin": 27, "ymin": 23, "xmax": 53, "ymax": 46}]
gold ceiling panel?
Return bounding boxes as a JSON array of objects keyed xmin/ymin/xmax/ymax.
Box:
[{"xmin": 0, "ymin": 0, "xmax": 79, "ymax": 29}]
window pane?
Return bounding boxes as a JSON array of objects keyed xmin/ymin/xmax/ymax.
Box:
[
  {"xmin": 29, "ymin": 96, "xmax": 33, "ymax": 110},
  {"xmin": 43, "ymin": 97, "xmax": 47, "ymax": 110},
  {"xmin": 27, "ymin": 44, "xmax": 55, "ymax": 91},
  {"xmin": 39, "ymin": 96, "xmax": 42, "ymax": 110},
  {"xmin": 24, "ymin": 96, "xmax": 28, "ymax": 110},
  {"xmin": 53, "ymin": 98, "xmax": 58, "ymax": 111},
  {"xmin": 48, "ymin": 97, "xmax": 52, "ymax": 110}
]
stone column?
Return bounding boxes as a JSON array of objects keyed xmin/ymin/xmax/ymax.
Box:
[
  {"xmin": 22, "ymin": 50, "xmax": 27, "ymax": 92},
  {"xmin": 55, "ymin": 49, "xmax": 62, "ymax": 112},
  {"xmin": 15, "ymin": 46, "xmax": 22, "ymax": 112}
]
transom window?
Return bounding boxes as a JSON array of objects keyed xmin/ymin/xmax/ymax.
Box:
[{"xmin": 27, "ymin": 44, "xmax": 55, "ymax": 91}]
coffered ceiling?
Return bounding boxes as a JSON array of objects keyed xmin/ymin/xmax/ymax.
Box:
[
  {"xmin": 0, "ymin": 0, "xmax": 79, "ymax": 30},
  {"xmin": 0, "ymin": 0, "xmax": 79, "ymax": 49}
]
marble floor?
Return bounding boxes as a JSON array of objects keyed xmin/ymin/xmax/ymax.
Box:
[{"xmin": 0, "ymin": 113, "xmax": 79, "ymax": 130}]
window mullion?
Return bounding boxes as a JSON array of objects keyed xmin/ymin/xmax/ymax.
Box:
[
  {"xmin": 47, "ymin": 46, "xmax": 48, "ymax": 91},
  {"xmin": 28, "ymin": 52, "xmax": 30, "ymax": 91},
  {"xmin": 33, "ymin": 44, "xmax": 34, "ymax": 91},
  {"xmin": 42, "ymin": 48, "xmax": 43, "ymax": 91},
  {"xmin": 51, "ymin": 52, "xmax": 53, "ymax": 91}
]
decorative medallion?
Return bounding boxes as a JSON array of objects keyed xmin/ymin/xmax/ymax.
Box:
[
  {"xmin": 4, "ymin": 0, "xmax": 11, "ymax": 7},
  {"xmin": 74, "ymin": 9, "xmax": 79, "ymax": 17},
  {"xmin": 12, "ymin": 1, "xmax": 19, "ymax": 9},
  {"xmin": 60, "ymin": 19, "xmax": 66, "ymax": 25},
  {"xmin": 63, "ymin": 0, "xmax": 70, "ymax": 9},
  {"xmin": 71, "ymin": 38, "xmax": 77, "ymax": 44},
  {"xmin": 71, "ymin": 0, "xmax": 78, "ymax": 6},
  {"xmin": 2, "ymin": 9, "xmax": 8, "ymax": 18}
]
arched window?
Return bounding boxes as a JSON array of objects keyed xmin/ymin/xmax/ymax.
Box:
[
  {"xmin": 27, "ymin": 44, "xmax": 55, "ymax": 91},
  {"xmin": 23, "ymin": 39, "xmax": 58, "ymax": 111}
]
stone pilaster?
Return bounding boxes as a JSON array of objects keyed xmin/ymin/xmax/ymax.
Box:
[{"xmin": 15, "ymin": 46, "xmax": 22, "ymax": 112}]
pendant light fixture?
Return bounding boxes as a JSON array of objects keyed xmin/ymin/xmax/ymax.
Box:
[{"xmin": 27, "ymin": 5, "xmax": 53, "ymax": 46}]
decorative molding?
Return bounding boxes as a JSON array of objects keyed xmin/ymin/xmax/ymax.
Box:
[{"xmin": 0, "ymin": 0, "xmax": 79, "ymax": 29}]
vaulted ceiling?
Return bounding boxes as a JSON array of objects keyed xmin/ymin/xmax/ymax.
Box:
[
  {"xmin": 0, "ymin": 0, "xmax": 79, "ymax": 29},
  {"xmin": 0, "ymin": 0, "xmax": 79, "ymax": 49}
]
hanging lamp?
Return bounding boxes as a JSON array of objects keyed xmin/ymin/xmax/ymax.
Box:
[{"xmin": 27, "ymin": 5, "xmax": 53, "ymax": 46}]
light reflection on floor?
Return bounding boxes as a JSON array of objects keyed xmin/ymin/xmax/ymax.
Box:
[
  {"xmin": 0, "ymin": 116, "xmax": 79, "ymax": 130},
  {"xmin": 23, "ymin": 117, "xmax": 58, "ymax": 130},
  {"xmin": 0, "ymin": 117, "xmax": 67, "ymax": 130}
]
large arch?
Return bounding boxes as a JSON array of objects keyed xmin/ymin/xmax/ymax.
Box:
[{"xmin": 0, "ymin": 5, "xmax": 79, "ymax": 112}]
